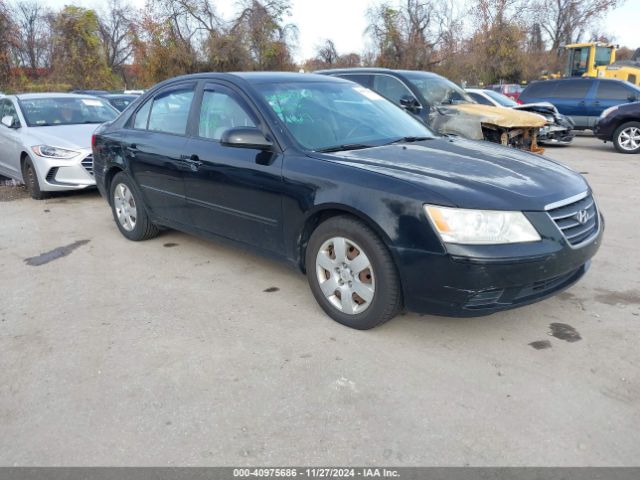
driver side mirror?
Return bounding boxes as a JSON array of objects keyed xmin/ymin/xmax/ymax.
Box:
[
  {"xmin": 1, "ymin": 115, "xmax": 18, "ymax": 128},
  {"xmin": 399, "ymin": 95, "xmax": 422, "ymax": 113},
  {"xmin": 220, "ymin": 127, "xmax": 273, "ymax": 150},
  {"xmin": 628, "ymin": 94, "xmax": 639, "ymax": 103}
]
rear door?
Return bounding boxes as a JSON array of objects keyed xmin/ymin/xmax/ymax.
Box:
[
  {"xmin": 123, "ymin": 83, "xmax": 196, "ymax": 226},
  {"xmin": 182, "ymin": 82, "xmax": 284, "ymax": 253},
  {"xmin": 0, "ymin": 98, "xmax": 23, "ymax": 178}
]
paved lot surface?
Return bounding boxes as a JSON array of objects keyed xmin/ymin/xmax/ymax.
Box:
[{"xmin": 1, "ymin": 136, "xmax": 639, "ymax": 466}]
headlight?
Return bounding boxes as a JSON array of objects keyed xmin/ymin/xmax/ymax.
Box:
[
  {"xmin": 599, "ymin": 106, "xmax": 618, "ymax": 119},
  {"xmin": 424, "ymin": 205, "xmax": 541, "ymax": 244},
  {"xmin": 31, "ymin": 145, "xmax": 80, "ymax": 159}
]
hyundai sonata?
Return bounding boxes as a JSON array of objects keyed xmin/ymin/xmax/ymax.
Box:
[{"xmin": 92, "ymin": 73, "xmax": 603, "ymax": 329}]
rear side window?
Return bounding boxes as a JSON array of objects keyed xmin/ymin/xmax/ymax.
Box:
[
  {"xmin": 336, "ymin": 74, "xmax": 373, "ymax": 89},
  {"xmin": 148, "ymin": 87, "xmax": 195, "ymax": 135},
  {"xmin": 596, "ymin": 81, "xmax": 635, "ymax": 100},
  {"xmin": 522, "ymin": 81, "xmax": 554, "ymax": 99},
  {"xmin": 553, "ymin": 80, "xmax": 591, "ymax": 98}
]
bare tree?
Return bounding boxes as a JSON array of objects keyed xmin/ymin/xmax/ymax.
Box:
[
  {"xmin": 98, "ymin": 0, "xmax": 137, "ymax": 70},
  {"xmin": 10, "ymin": 1, "xmax": 50, "ymax": 69},
  {"xmin": 316, "ymin": 39, "xmax": 338, "ymax": 65},
  {"xmin": 531, "ymin": 0, "xmax": 623, "ymax": 53}
]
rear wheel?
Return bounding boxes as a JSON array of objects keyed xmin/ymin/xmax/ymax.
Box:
[
  {"xmin": 22, "ymin": 157, "xmax": 47, "ymax": 200},
  {"xmin": 305, "ymin": 216, "xmax": 402, "ymax": 330},
  {"xmin": 110, "ymin": 172, "xmax": 159, "ymax": 241},
  {"xmin": 613, "ymin": 122, "xmax": 640, "ymax": 154}
]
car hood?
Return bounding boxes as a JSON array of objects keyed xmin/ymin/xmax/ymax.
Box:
[
  {"xmin": 24, "ymin": 124, "xmax": 99, "ymax": 150},
  {"xmin": 315, "ymin": 137, "xmax": 588, "ymax": 210},
  {"xmin": 446, "ymin": 103, "xmax": 547, "ymax": 127}
]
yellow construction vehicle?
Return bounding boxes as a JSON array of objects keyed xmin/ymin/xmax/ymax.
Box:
[{"xmin": 565, "ymin": 42, "xmax": 640, "ymax": 86}]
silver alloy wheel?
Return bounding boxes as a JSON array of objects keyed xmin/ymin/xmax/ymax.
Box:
[
  {"xmin": 618, "ymin": 126, "xmax": 640, "ymax": 151},
  {"xmin": 315, "ymin": 236, "xmax": 375, "ymax": 315},
  {"xmin": 113, "ymin": 183, "xmax": 137, "ymax": 231}
]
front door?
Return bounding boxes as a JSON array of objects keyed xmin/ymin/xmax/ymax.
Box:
[
  {"xmin": 182, "ymin": 83, "xmax": 284, "ymax": 253},
  {"xmin": 0, "ymin": 99, "xmax": 23, "ymax": 178}
]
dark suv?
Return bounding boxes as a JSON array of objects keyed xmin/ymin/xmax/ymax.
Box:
[
  {"xmin": 519, "ymin": 78, "xmax": 640, "ymax": 129},
  {"xmin": 595, "ymin": 101, "xmax": 640, "ymax": 153}
]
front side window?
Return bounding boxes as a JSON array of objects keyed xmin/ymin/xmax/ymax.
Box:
[
  {"xmin": 1, "ymin": 100, "xmax": 20, "ymax": 126},
  {"xmin": 257, "ymin": 81, "xmax": 434, "ymax": 151},
  {"xmin": 468, "ymin": 92, "xmax": 493, "ymax": 106},
  {"xmin": 595, "ymin": 47, "xmax": 614, "ymax": 67},
  {"xmin": 148, "ymin": 87, "xmax": 194, "ymax": 135},
  {"xmin": 19, "ymin": 97, "xmax": 118, "ymax": 127},
  {"xmin": 402, "ymin": 73, "xmax": 473, "ymax": 106},
  {"xmin": 372, "ymin": 75, "xmax": 416, "ymax": 105},
  {"xmin": 484, "ymin": 90, "xmax": 518, "ymax": 107},
  {"xmin": 198, "ymin": 90, "xmax": 256, "ymax": 141},
  {"xmin": 596, "ymin": 81, "xmax": 636, "ymax": 100}
]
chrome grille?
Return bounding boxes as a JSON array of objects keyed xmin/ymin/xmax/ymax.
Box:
[
  {"xmin": 547, "ymin": 193, "xmax": 598, "ymax": 246},
  {"xmin": 81, "ymin": 155, "xmax": 94, "ymax": 176}
]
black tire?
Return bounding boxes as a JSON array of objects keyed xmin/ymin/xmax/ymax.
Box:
[
  {"xmin": 613, "ymin": 121, "xmax": 640, "ymax": 154},
  {"xmin": 305, "ymin": 215, "xmax": 402, "ymax": 330},
  {"xmin": 109, "ymin": 172, "xmax": 159, "ymax": 241},
  {"xmin": 22, "ymin": 157, "xmax": 47, "ymax": 200}
]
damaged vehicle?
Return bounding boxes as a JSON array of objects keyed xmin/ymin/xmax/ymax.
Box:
[
  {"xmin": 466, "ymin": 88, "xmax": 575, "ymax": 145},
  {"xmin": 316, "ymin": 68, "xmax": 547, "ymax": 153},
  {"xmin": 92, "ymin": 72, "xmax": 603, "ymax": 330}
]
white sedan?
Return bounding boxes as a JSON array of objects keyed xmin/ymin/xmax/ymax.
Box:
[{"xmin": 0, "ymin": 93, "xmax": 119, "ymax": 199}]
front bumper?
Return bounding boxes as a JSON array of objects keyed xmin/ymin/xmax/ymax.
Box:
[
  {"xmin": 393, "ymin": 212, "xmax": 604, "ymax": 317},
  {"xmin": 29, "ymin": 149, "xmax": 96, "ymax": 192}
]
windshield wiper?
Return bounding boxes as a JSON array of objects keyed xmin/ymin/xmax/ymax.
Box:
[
  {"xmin": 315, "ymin": 143, "xmax": 376, "ymax": 153},
  {"xmin": 385, "ymin": 136, "xmax": 433, "ymax": 145}
]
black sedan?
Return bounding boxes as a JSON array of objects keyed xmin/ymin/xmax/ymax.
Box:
[
  {"xmin": 594, "ymin": 101, "xmax": 640, "ymax": 154},
  {"xmin": 92, "ymin": 73, "xmax": 603, "ymax": 329}
]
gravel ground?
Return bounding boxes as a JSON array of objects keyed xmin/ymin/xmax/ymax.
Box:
[{"xmin": 0, "ymin": 136, "xmax": 638, "ymax": 466}]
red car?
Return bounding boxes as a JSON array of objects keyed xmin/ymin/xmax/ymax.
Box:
[{"xmin": 489, "ymin": 83, "xmax": 524, "ymax": 101}]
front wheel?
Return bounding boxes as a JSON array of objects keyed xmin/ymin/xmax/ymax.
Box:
[
  {"xmin": 613, "ymin": 121, "xmax": 640, "ymax": 154},
  {"xmin": 109, "ymin": 172, "xmax": 159, "ymax": 241},
  {"xmin": 306, "ymin": 216, "xmax": 402, "ymax": 329},
  {"xmin": 22, "ymin": 157, "xmax": 47, "ymax": 200}
]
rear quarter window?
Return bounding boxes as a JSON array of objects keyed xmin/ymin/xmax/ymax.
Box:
[{"xmin": 596, "ymin": 81, "xmax": 636, "ymax": 100}]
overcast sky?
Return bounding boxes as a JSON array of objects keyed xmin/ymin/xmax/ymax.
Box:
[{"xmin": 46, "ymin": 0, "xmax": 640, "ymax": 62}]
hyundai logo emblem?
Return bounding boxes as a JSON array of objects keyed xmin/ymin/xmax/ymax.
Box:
[{"xmin": 575, "ymin": 209, "xmax": 589, "ymax": 225}]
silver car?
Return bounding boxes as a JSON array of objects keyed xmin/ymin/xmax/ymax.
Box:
[{"xmin": 0, "ymin": 93, "xmax": 119, "ymax": 199}]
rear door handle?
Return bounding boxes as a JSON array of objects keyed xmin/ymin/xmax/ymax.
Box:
[{"xmin": 180, "ymin": 154, "xmax": 203, "ymax": 169}]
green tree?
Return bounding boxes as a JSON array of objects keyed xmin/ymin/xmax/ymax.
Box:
[{"xmin": 50, "ymin": 6, "xmax": 117, "ymax": 89}]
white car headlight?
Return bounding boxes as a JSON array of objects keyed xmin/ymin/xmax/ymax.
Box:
[
  {"xmin": 31, "ymin": 145, "xmax": 80, "ymax": 159},
  {"xmin": 599, "ymin": 105, "xmax": 618, "ymax": 119},
  {"xmin": 424, "ymin": 205, "xmax": 541, "ymax": 245}
]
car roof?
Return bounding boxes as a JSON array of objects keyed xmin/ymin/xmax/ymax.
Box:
[
  {"xmin": 315, "ymin": 68, "xmax": 440, "ymax": 78},
  {"xmin": 15, "ymin": 92, "xmax": 104, "ymax": 100},
  {"xmin": 102, "ymin": 94, "xmax": 137, "ymax": 99}
]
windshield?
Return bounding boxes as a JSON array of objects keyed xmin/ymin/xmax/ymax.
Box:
[
  {"xmin": 484, "ymin": 90, "xmax": 518, "ymax": 107},
  {"xmin": 256, "ymin": 81, "xmax": 435, "ymax": 151},
  {"xmin": 403, "ymin": 73, "xmax": 474, "ymax": 106},
  {"xmin": 19, "ymin": 97, "xmax": 119, "ymax": 127}
]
